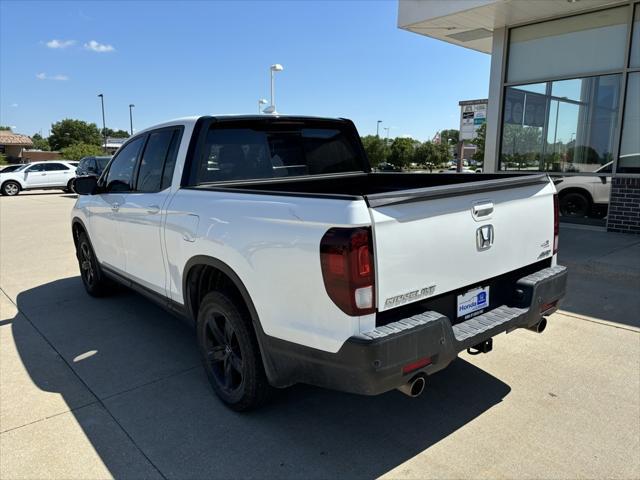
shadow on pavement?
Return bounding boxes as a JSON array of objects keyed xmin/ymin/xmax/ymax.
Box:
[
  {"xmin": 12, "ymin": 277, "xmax": 511, "ymax": 479},
  {"xmin": 557, "ymin": 226, "xmax": 640, "ymax": 328}
]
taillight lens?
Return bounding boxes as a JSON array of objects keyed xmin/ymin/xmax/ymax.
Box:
[
  {"xmin": 553, "ymin": 193, "xmax": 559, "ymax": 254},
  {"xmin": 320, "ymin": 227, "xmax": 375, "ymax": 316}
]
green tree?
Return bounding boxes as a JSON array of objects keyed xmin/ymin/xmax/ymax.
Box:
[
  {"xmin": 49, "ymin": 119, "xmax": 102, "ymax": 150},
  {"xmin": 388, "ymin": 137, "xmax": 416, "ymax": 169},
  {"xmin": 0, "ymin": 154, "xmax": 7, "ymax": 165},
  {"xmin": 440, "ymin": 129, "xmax": 459, "ymax": 146},
  {"xmin": 31, "ymin": 133, "xmax": 51, "ymax": 151},
  {"xmin": 60, "ymin": 142, "xmax": 105, "ymax": 161},
  {"xmin": 471, "ymin": 123, "xmax": 486, "ymax": 164},
  {"xmin": 361, "ymin": 135, "xmax": 389, "ymax": 166},
  {"xmin": 102, "ymin": 128, "xmax": 130, "ymax": 138},
  {"xmin": 0, "ymin": 126, "xmax": 11, "ymax": 131}
]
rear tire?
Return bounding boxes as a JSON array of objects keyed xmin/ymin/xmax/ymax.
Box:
[
  {"xmin": 76, "ymin": 231, "xmax": 112, "ymax": 296},
  {"xmin": 64, "ymin": 179, "xmax": 75, "ymax": 193},
  {"xmin": 559, "ymin": 191, "xmax": 591, "ymax": 218},
  {"xmin": 197, "ymin": 291, "xmax": 272, "ymax": 411},
  {"xmin": 1, "ymin": 181, "xmax": 20, "ymax": 196}
]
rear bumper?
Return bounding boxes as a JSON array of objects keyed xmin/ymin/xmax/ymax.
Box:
[{"xmin": 263, "ymin": 265, "xmax": 568, "ymax": 395}]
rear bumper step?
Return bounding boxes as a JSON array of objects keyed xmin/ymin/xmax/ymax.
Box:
[{"xmin": 263, "ymin": 265, "xmax": 568, "ymax": 395}]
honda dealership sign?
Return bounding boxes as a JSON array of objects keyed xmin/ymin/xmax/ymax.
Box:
[{"xmin": 459, "ymin": 99, "xmax": 488, "ymax": 141}]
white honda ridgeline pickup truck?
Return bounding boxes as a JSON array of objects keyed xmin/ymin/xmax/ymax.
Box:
[{"xmin": 72, "ymin": 115, "xmax": 567, "ymax": 410}]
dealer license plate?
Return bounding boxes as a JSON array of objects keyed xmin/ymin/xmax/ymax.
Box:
[{"xmin": 457, "ymin": 286, "xmax": 490, "ymax": 318}]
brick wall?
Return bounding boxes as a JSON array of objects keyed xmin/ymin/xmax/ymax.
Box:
[{"xmin": 607, "ymin": 177, "xmax": 640, "ymax": 234}]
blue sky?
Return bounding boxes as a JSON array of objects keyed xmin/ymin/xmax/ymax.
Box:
[{"xmin": 0, "ymin": 1, "xmax": 490, "ymax": 141}]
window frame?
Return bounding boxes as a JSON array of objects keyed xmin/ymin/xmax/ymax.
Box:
[
  {"xmin": 182, "ymin": 117, "xmax": 370, "ymax": 187},
  {"xmin": 43, "ymin": 162, "xmax": 69, "ymax": 171},
  {"xmin": 100, "ymin": 135, "xmax": 148, "ymax": 193},
  {"xmin": 498, "ymin": 1, "xmax": 640, "ymax": 178},
  {"xmin": 25, "ymin": 163, "xmax": 45, "ymax": 172},
  {"xmin": 132, "ymin": 125, "xmax": 184, "ymax": 193}
]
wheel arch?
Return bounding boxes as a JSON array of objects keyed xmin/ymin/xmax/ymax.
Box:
[
  {"xmin": 1, "ymin": 178, "xmax": 23, "ymax": 192},
  {"xmin": 182, "ymin": 255, "xmax": 277, "ymax": 382},
  {"xmin": 71, "ymin": 217, "xmax": 89, "ymax": 249},
  {"xmin": 557, "ymin": 186, "xmax": 594, "ymax": 204}
]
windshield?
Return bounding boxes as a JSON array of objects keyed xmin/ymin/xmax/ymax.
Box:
[
  {"xmin": 193, "ymin": 121, "xmax": 365, "ymax": 184},
  {"xmin": 96, "ymin": 157, "xmax": 111, "ymax": 170},
  {"xmin": 2, "ymin": 164, "xmax": 28, "ymax": 173}
]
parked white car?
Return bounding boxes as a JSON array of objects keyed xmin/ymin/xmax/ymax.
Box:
[
  {"xmin": 71, "ymin": 115, "xmax": 567, "ymax": 410},
  {"xmin": 554, "ymin": 162, "xmax": 612, "ymax": 218},
  {"xmin": 0, "ymin": 161, "xmax": 78, "ymax": 196}
]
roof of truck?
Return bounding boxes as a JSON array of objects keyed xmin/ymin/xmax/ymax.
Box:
[{"xmin": 135, "ymin": 114, "xmax": 348, "ymax": 134}]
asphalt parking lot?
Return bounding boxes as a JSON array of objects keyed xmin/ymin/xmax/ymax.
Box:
[{"xmin": 1, "ymin": 192, "xmax": 639, "ymax": 479}]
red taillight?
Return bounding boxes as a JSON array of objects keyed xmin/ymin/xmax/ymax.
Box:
[
  {"xmin": 553, "ymin": 193, "xmax": 559, "ymax": 254},
  {"xmin": 320, "ymin": 227, "xmax": 375, "ymax": 316},
  {"xmin": 402, "ymin": 357, "xmax": 432, "ymax": 374}
]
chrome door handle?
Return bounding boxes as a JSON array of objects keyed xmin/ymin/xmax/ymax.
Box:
[
  {"xmin": 146, "ymin": 204, "xmax": 160, "ymax": 214},
  {"xmin": 111, "ymin": 203, "xmax": 120, "ymax": 212}
]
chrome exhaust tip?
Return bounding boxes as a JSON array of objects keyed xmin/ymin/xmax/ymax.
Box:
[
  {"xmin": 527, "ymin": 317, "xmax": 547, "ymax": 333},
  {"xmin": 397, "ymin": 375, "xmax": 426, "ymax": 398}
]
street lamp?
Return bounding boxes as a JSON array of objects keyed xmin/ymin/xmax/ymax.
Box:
[
  {"xmin": 383, "ymin": 127, "xmax": 390, "ymax": 145},
  {"xmin": 263, "ymin": 64, "xmax": 284, "ymax": 114},
  {"xmin": 129, "ymin": 104, "xmax": 135, "ymax": 135},
  {"xmin": 258, "ymin": 98, "xmax": 268, "ymax": 114},
  {"xmin": 376, "ymin": 120, "xmax": 382, "ymax": 137},
  {"xmin": 97, "ymin": 93, "xmax": 107, "ymax": 152}
]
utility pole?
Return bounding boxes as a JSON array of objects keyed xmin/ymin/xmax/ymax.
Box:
[
  {"xmin": 129, "ymin": 104, "xmax": 135, "ymax": 135},
  {"xmin": 98, "ymin": 94, "xmax": 107, "ymax": 152}
]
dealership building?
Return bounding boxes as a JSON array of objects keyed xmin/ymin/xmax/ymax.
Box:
[{"xmin": 399, "ymin": 0, "xmax": 640, "ymax": 233}]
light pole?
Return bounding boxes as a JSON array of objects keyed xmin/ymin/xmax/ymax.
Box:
[
  {"xmin": 383, "ymin": 127, "xmax": 390, "ymax": 145},
  {"xmin": 263, "ymin": 64, "xmax": 284, "ymax": 114},
  {"xmin": 258, "ymin": 98, "xmax": 268, "ymax": 114},
  {"xmin": 97, "ymin": 94, "xmax": 106, "ymax": 152},
  {"xmin": 129, "ymin": 104, "xmax": 135, "ymax": 135},
  {"xmin": 376, "ymin": 120, "xmax": 382, "ymax": 137}
]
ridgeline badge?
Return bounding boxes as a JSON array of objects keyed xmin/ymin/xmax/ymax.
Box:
[{"xmin": 385, "ymin": 285, "xmax": 436, "ymax": 308}]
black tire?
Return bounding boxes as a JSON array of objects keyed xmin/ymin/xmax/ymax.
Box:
[
  {"xmin": 559, "ymin": 191, "xmax": 591, "ymax": 218},
  {"xmin": 76, "ymin": 230, "xmax": 112, "ymax": 296},
  {"xmin": 1, "ymin": 181, "xmax": 20, "ymax": 196},
  {"xmin": 64, "ymin": 179, "xmax": 76, "ymax": 194},
  {"xmin": 197, "ymin": 291, "xmax": 271, "ymax": 411}
]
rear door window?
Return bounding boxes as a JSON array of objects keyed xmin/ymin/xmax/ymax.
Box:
[
  {"xmin": 135, "ymin": 128, "xmax": 182, "ymax": 192},
  {"xmin": 44, "ymin": 163, "xmax": 69, "ymax": 171}
]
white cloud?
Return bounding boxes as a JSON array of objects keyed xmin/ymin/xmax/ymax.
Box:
[
  {"xmin": 10, "ymin": 103, "xmax": 18, "ymax": 108},
  {"xmin": 36, "ymin": 72, "xmax": 69, "ymax": 81},
  {"xmin": 84, "ymin": 40, "xmax": 115, "ymax": 53},
  {"xmin": 46, "ymin": 39, "xmax": 76, "ymax": 49}
]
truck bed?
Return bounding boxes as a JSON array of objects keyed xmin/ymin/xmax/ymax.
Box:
[{"xmin": 195, "ymin": 172, "xmax": 547, "ymax": 206}]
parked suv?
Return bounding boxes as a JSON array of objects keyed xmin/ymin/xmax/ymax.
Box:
[{"xmin": 0, "ymin": 161, "xmax": 77, "ymax": 196}]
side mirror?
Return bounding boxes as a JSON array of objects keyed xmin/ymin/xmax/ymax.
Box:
[
  {"xmin": 599, "ymin": 176, "xmax": 607, "ymax": 184},
  {"xmin": 75, "ymin": 176, "xmax": 98, "ymax": 195}
]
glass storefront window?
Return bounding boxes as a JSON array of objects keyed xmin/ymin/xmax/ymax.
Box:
[
  {"xmin": 630, "ymin": 5, "xmax": 639, "ymax": 68},
  {"xmin": 500, "ymin": 74, "xmax": 622, "ymax": 173},
  {"xmin": 508, "ymin": 6, "xmax": 630, "ymax": 83},
  {"xmin": 618, "ymin": 73, "xmax": 640, "ymax": 174}
]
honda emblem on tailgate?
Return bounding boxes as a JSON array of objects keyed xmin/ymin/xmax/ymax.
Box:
[{"xmin": 476, "ymin": 225, "xmax": 494, "ymax": 250}]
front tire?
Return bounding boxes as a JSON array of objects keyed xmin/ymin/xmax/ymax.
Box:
[
  {"xmin": 76, "ymin": 231, "xmax": 112, "ymax": 296},
  {"xmin": 197, "ymin": 291, "xmax": 271, "ymax": 411},
  {"xmin": 1, "ymin": 181, "xmax": 20, "ymax": 196}
]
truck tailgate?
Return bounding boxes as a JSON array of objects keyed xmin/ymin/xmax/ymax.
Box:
[{"xmin": 366, "ymin": 175, "xmax": 556, "ymax": 312}]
